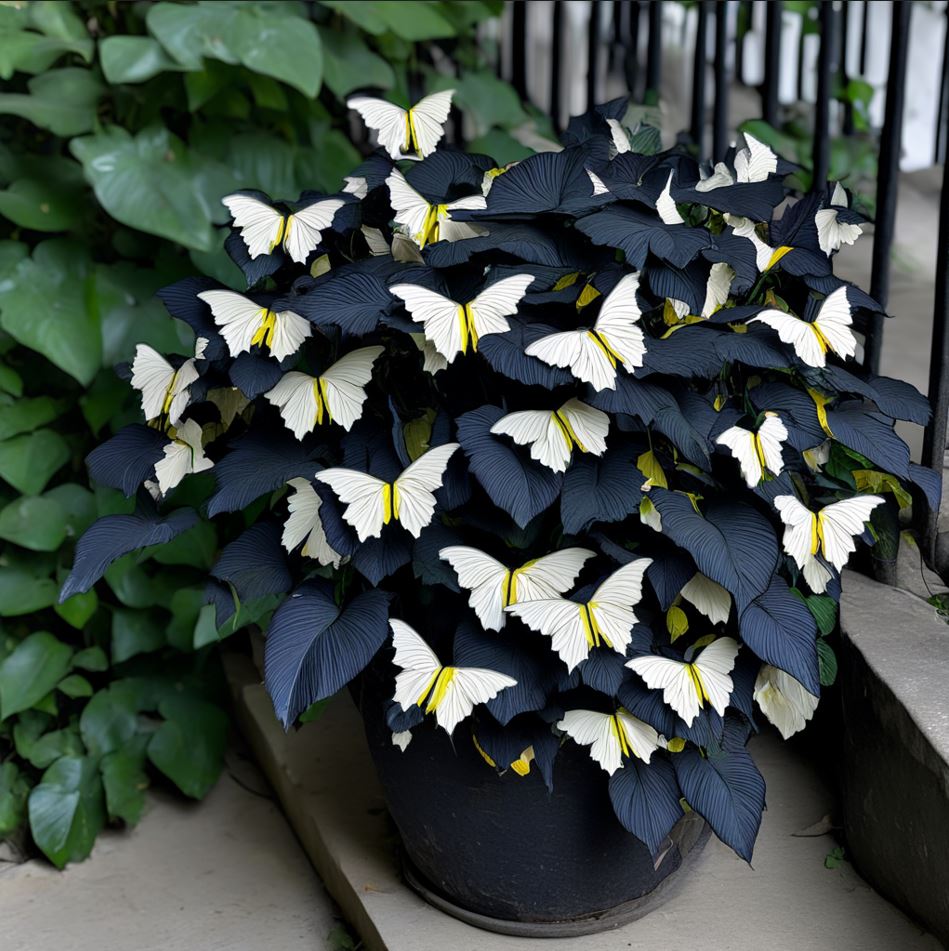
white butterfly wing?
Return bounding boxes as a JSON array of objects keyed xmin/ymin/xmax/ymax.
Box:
[
  {"xmin": 515, "ymin": 548, "xmax": 594, "ymax": 602},
  {"xmin": 167, "ymin": 360, "xmax": 200, "ymax": 427},
  {"xmin": 593, "ymin": 272, "xmax": 646, "ymax": 372},
  {"xmin": 439, "ymin": 546, "xmax": 508, "ymax": 631},
  {"xmin": 265, "ymin": 371, "xmax": 319, "ymax": 441},
  {"xmin": 616, "ymin": 709, "xmax": 661, "ymax": 764},
  {"xmin": 390, "ymin": 284, "xmax": 464, "ymax": 361},
  {"xmin": 754, "ymin": 665, "xmax": 819, "ymax": 740},
  {"xmin": 556, "ymin": 398, "xmax": 610, "ymax": 457},
  {"xmin": 153, "ymin": 441, "xmax": 192, "ymax": 495},
  {"xmin": 735, "ymin": 132, "xmax": 777, "ymax": 183},
  {"xmin": 315, "ymin": 468, "xmax": 388, "ymax": 541},
  {"xmin": 750, "ymin": 309, "xmax": 826, "ymax": 367},
  {"xmin": 813, "ymin": 286, "xmax": 856, "ymax": 360},
  {"xmin": 469, "ymin": 274, "xmax": 534, "ymax": 338},
  {"xmin": 695, "ymin": 161, "xmax": 735, "ymax": 192},
  {"xmin": 679, "ymin": 573, "xmax": 731, "ymax": 625},
  {"xmin": 818, "ymin": 495, "xmax": 883, "ymax": 571},
  {"xmin": 506, "ymin": 598, "xmax": 590, "ymax": 672},
  {"xmin": 390, "ymin": 619, "xmax": 442, "ymax": 710},
  {"xmin": 693, "ymin": 637, "xmax": 739, "ymax": 716},
  {"xmin": 347, "ymin": 96, "xmax": 409, "ymax": 159},
  {"xmin": 393, "ymin": 443, "xmax": 459, "ymax": 538},
  {"xmin": 656, "ymin": 171, "xmax": 684, "ymax": 225},
  {"xmin": 221, "ymin": 194, "xmax": 283, "ymax": 259},
  {"xmin": 774, "ymin": 495, "xmax": 816, "ymax": 570},
  {"xmin": 557, "ymin": 711, "xmax": 622, "ymax": 774},
  {"xmin": 626, "ymin": 655, "xmax": 701, "ymax": 726},
  {"xmin": 606, "ymin": 118, "xmax": 631, "ymax": 154},
  {"xmin": 590, "ymin": 558, "xmax": 652, "ymax": 654},
  {"xmin": 491, "ymin": 409, "xmax": 571, "ymax": 473},
  {"xmin": 526, "ymin": 331, "xmax": 617, "ymax": 391},
  {"xmin": 716, "ymin": 426, "xmax": 762, "ymax": 488},
  {"xmin": 702, "ymin": 262, "xmax": 735, "ymax": 317},
  {"xmin": 319, "ymin": 346, "xmax": 383, "ymax": 431},
  {"xmin": 386, "ymin": 169, "xmax": 431, "ymax": 242},
  {"xmin": 285, "ymin": 199, "xmax": 345, "ymax": 264},
  {"xmin": 131, "ymin": 344, "xmax": 176, "ymax": 422},
  {"xmin": 282, "ymin": 477, "xmax": 343, "ymax": 567},
  {"xmin": 409, "ymin": 89, "xmax": 454, "ymax": 158},
  {"xmin": 198, "ymin": 290, "xmax": 263, "ymax": 357},
  {"xmin": 438, "ymin": 666, "xmax": 516, "ymax": 735},
  {"xmin": 802, "ymin": 554, "xmax": 833, "ymax": 593},
  {"xmin": 269, "ymin": 309, "xmax": 312, "ymax": 362}
]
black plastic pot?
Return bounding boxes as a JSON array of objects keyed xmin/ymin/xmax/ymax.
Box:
[{"xmin": 355, "ymin": 668, "xmax": 709, "ymax": 937}]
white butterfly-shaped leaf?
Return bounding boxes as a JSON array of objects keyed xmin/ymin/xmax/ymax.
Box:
[
  {"xmin": 694, "ymin": 161, "xmax": 737, "ymax": 192},
  {"xmin": 816, "ymin": 183, "xmax": 863, "ymax": 255},
  {"xmin": 734, "ymin": 132, "xmax": 778, "ymax": 183},
  {"xmin": 557, "ymin": 708, "xmax": 661, "ymax": 775},
  {"xmin": 750, "ymin": 287, "xmax": 856, "ymax": 367},
  {"xmin": 153, "ymin": 419, "xmax": 213, "ymax": 495},
  {"xmin": 586, "ymin": 168, "xmax": 611, "ymax": 196},
  {"xmin": 606, "ymin": 118, "xmax": 631, "ymax": 154},
  {"xmin": 386, "ymin": 169, "xmax": 486, "ymax": 249},
  {"xmin": 679, "ymin": 572, "xmax": 731, "ymax": 626},
  {"xmin": 221, "ymin": 194, "xmax": 344, "ymax": 263},
  {"xmin": 439, "ymin": 546, "xmax": 594, "ymax": 632},
  {"xmin": 774, "ymin": 494, "xmax": 883, "ymax": 584},
  {"xmin": 753, "ymin": 664, "xmax": 819, "ymax": 739},
  {"xmin": 343, "ymin": 176, "xmax": 368, "ymax": 200},
  {"xmin": 506, "ymin": 558, "xmax": 653, "ymax": 672},
  {"xmin": 626, "ymin": 637, "xmax": 740, "ymax": 726},
  {"xmin": 347, "ymin": 90, "xmax": 454, "ymax": 160},
  {"xmin": 716, "ymin": 411, "xmax": 788, "ymax": 487},
  {"xmin": 130, "ymin": 343, "xmax": 200, "ymax": 426},
  {"xmin": 656, "ymin": 171, "xmax": 684, "ymax": 225},
  {"xmin": 282, "ymin": 478, "xmax": 344, "ymax": 568},
  {"xmin": 390, "ymin": 274, "xmax": 534, "ymax": 363},
  {"xmin": 391, "ymin": 730, "xmax": 413, "ymax": 751},
  {"xmin": 702, "ymin": 262, "xmax": 735, "ymax": 316},
  {"xmin": 724, "ymin": 213, "xmax": 785, "ymax": 272},
  {"xmin": 490, "ymin": 398, "xmax": 609, "ymax": 473},
  {"xmin": 315, "ymin": 443, "xmax": 459, "ymax": 541},
  {"xmin": 525, "ymin": 273, "xmax": 646, "ymax": 391},
  {"xmin": 390, "ymin": 619, "xmax": 516, "ymax": 735},
  {"xmin": 197, "ymin": 290, "xmax": 311, "ymax": 362},
  {"xmin": 264, "ymin": 346, "xmax": 383, "ymax": 440}
]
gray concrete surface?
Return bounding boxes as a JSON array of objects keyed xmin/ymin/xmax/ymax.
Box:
[
  {"xmin": 226, "ymin": 654, "xmax": 940, "ymax": 951},
  {"xmin": 0, "ymin": 745, "xmax": 338, "ymax": 951}
]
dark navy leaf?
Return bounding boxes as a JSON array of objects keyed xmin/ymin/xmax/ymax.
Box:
[
  {"xmin": 818, "ymin": 366, "xmax": 930, "ymax": 425},
  {"xmin": 456, "ymin": 406, "xmax": 562, "ymax": 528},
  {"xmin": 825, "ymin": 403, "xmax": 911, "ymax": 479},
  {"xmin": 561, "ymin": 441, "xmax": 643, "ymax": 533},
  {"xmin": 703, "ymin": 232, "xmax": 758, "ymax": 291},
  {"xmin": 265, "ymin": 582, "xmax": 393, "ymax": 727},
  {"xmin": 229, "ymin": 351, "xmax": 284, "ymax": 399},
  {"xmin": 291, "ymin": 270, "xmax": 392, "ymax": 335},
  {"xmin": 748, "ymin": 382, "xmax": 826, "ymax": 450},
  {"xmin": 713, "ymin": 328, "xmax": 791, "ymax": 370},
  {"xmin": 478, "ymin": 319, "xmax": 574, "ymax": 387},
  {"xmin": 425, "ymin": 223, "xmax": 587, "ymax": 269},
  {"xmin": 646, "ymin": 550, "xmax": 697, "ymax": 610},
  {"xmin": 572, "ymin": 648, "xmax": 629, "ymax": 695},
  {"xmin": 473, "ymin": 714, "xmax": 559, "ymax": 792},
  {"xmin": 909, "ymin": 463, "xmax": 942, "ymax": 511},
  {"xmin": 60, "ymin": 507, "xmax": 198, "ymax": 600},
  {"xmin": 224, "ymin": 231, "xmax": 283, "ymax": 286},
  {"xmin": 405, "ymin": 150, "xmax": 494, "ymax": 201},
  {"xmin": 86, "ymin": 425, "xmax": 167, "ymax": 497},
  {"xmin": 640, "ymin": 328, "xmax": 725, "ymax": 379},
  {"xmin": 739, "ymin": 578, "xmax": 819, "ymax": 694},
  {"xmin": 609, "ymin": 755, "xmax": 684, "ymax": 855},
  {"xmin": 677, "ymin": 180, "xmax": 786, "ymax": 221},
  {"xmin": 156, "ymin": 277, "xmax": 228, "ymax": 361}
]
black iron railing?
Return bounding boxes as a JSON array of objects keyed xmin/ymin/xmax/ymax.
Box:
[{"xmin": 492, "ymin": 0, "xmax": 948, "ymax": 567}]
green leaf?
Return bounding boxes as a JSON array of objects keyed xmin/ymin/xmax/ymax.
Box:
[
  {"xmin": 0, "ymin": 29, "xmax": 91, "ymax": 78},
  {"xmin": 46, "ymin": 482, "xmax": 97, "ymax": 536},
  {"xmin": 111, "ymin": 607, "xmax": 166, "ymax": 663},
  {"xmin": 0, "ymin": 553, "xmax": 58, "ymax": 616},
  {"xmin": 147, "ymin": 694, "xmax": 227, "ymax": 799},
  {"xmin": 0, "ymin": 175, "xmax": 86, "ymax": 231},
  {"xmin": 299, "ymin": 697, "xmax": 331, "ymax": 724},
  {"xmin": 99, "ymin": 35, "xmax": 186, "ymax": 84},
  {"xmin": 101, "ymin": 736, "xmax": 149, "ymax": 825},
  {"xmin": 28, "ymin": 755, "xmax": 105, "ymax": 867},
  {"xmin": 803, "ymin": 594, "xmax": 838, "ymax": 637},
  {"xmin": 58, "ymin": 673, "xmax": 93, "ymax": 699},
  {"xmin": 17, "ymin": 725, "xmax": 84, "ymax": 769},
  {"xmin": 0, "ymin": 238, "xmax": 101, "ymax": 386},
  {"xmin": 79, "ymin": 682, "xmax": 139, "ymax": 757},
  {"xmin": 72, "ymin": 646, "xmax": 109, "ymax": 672},
  {"xmin": 0, "ymin": 67, "xmax": 102, "ymax": 135},
  {"xmin": 54, "ymin": 589, "xmax": 99, "ymax": 629},
  {"xmin": 431, "ymin": 70, "xmax": 527, "ymax": 137},
  {"xmin": 71, "ymin": 126, "xmax": 238, "ymax": 252},
  {"xmin": 0, "ymin": 395, "xmax": 67, "ymax": 441},
  {"xmin": 28, "ymin": 1, "xmax": 91, "ymax": 46},
  {"xmin": 0, "ymin": 761, "xmax": 30, "ymax": 837},
  {"xmin": 0, "ymin": 494, "xmax": 68, "ymax": 550},
  {"xmin": 321, "ymin": 1, "xmax": 456, "ymax": 39},
  {"xmin": 0, "ymin": 364, "xmax": 23, "ymax": 396},
  {"xmin": 147, "ymin": 2, "xmax": 323, "ymax": 96},
  {"xmin": 149, "ymin": 519, "xmax": 216, "ymax": 570},
  {"xmin": 0, "ymin": 429, "xmax": 71, "ymax": 494},
  {"xmin": 469, "ymin": 129, "xmax": 533, "ymax": 166},
  {"xmin": 0, "ymin": 630, "xmax": 73, "ymax": 720},
  {"xmin": 817, "ymin": 639, "xmax": 838, "ymax": 687},
  {"xmin": 824, "ymin": 845, "xmax": 846, "ymax": 869},
  {"xmin": 319, "ymin": 28, "xmax": 394, "ymax": 98}
]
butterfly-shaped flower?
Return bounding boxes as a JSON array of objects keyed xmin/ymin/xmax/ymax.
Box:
[
  {"xmin": 347, "ymin": 90, "xmax": 454, "ymax": 160},
  {"xmin": 753, "ymin": 664, "xmax": 819, "ymax": 739},
  {"xmin": 557, "ymin": 708, "xmax": 661, "ymax": 775},
  {"xmin": 715, "ymin": 411, "xmax": 788, "ymax": 487},
  {"xmin": 281, "ymin": 478, "xmax": 344, "ymax": 568},
  {"xmin": 386, "ymin": 169, "xmax": 486, "ymax": 249},
  {"xmin": 130, "ymin": 339, "xmax": 205, "ymax": 427},
  {"xmin": 816, "ymin": 182, "xmax": 863, "ymax": 255},
  {"xmin": 153, "ymin": 419, "xmax": 213, "ymax": 495}
]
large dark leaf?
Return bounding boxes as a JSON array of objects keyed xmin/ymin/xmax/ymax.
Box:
[
  {"xmin": 290, "ymin": 269, "xmax": 393, "ymax": 335},
  {"xmin": 229, "ymin": 351, "xmax": 284, "ymax": 399},
  {"xmin": 608, "ymin": 755, "xmax": 684, "ymax": 855},
  {"xmin": 264, "ymin": 582, "xmax": 393, "ymax": 727},
  {"xmin": 478, "ymin": 319, "xmax": 574, "ymax": 388},
  {"xmin": 456, "ymin": 405, "xmax": 562, "ymax": 528},
  {"xmin": 156, "ymin": 276, "xmax": 227, "ymax": 360},
  {"xmin": 652, "ymin": 491, "xmax": 778, "ymax": 610},
  {"xmin": 425, "ymin": 223, "xmax": 587, "ymax": 269},
  {"xmin": 61, "ymin": 507, "xmax": 199, "ymax": 599},
  {"xmin": 739, "ymin": 578, "xmax": 819, "ymax": 694},
  {"xmin": 561, "ymin": 441, "xmax": 644, "ymax": 533},
  {"xmin": 818, "ymin": 366, "xmax": 931, "ymax": 426},
  {"xmin": 473, "ymin": 713, "xmax": 559, "ymax": 792},
  {"xmin": 825, "ymin": 403, "xmax": 911, "ymax": 479},
  {"xmin": 85, "ymin": 425, "xmax": 167, "ymax": 496}
]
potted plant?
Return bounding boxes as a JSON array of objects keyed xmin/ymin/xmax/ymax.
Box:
[{"xmin": 62, "ymin": 94, "xmax": 936, "ymax": 933}]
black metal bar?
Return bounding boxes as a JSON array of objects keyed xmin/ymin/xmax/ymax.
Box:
[
  {"xmin": 811, "ymin": 1, "xmax": 837, "ymax": 192},
  {"xmin": 550, "ymin": 0, "xmax": 563, "ymax": 135},
  {"xmin": 735, "ymin": 0, "xmax": 748, "ymax": 84},
  {"xmin": 645, "ymin": 0, "xmax": 663, "ymax": 105},
  {"xmin": 713, "ymin": 0, "xmax": 729, "ymax": 161},
  {"xmin": 690, "ymin": 0, "xmax": 710, "ymax": 158},
  {"xmin": 922, "ymin": 162, "xmax": 949, "ymax": 563},
  {"xmin": 859, "ymin": 0, "xmax": 869, "ymax": 75},
  {"xmin": 840, "ymin": 0, "xmax": 854, "ymax": 135},
  {"xmin": 587, "ymin": 0, "xmax": 601, "ymax": 112},
  {"xmin": 624, "ymin": 0, "xmax": 642, "ymax": 101},
  {"xmin": 609, "ymin": 0, "xmax": 623, "ymax": 71},
  {"xmin": 866, "ymin": 0, "xmax": 912, "ymax": 372},
  {"xmin": 762, "ymin": 1, "xmax": 782, "ymax": 127},
  {"xmin": 511, "ymin": 0, "xmax": 528, "ymax": 101}
]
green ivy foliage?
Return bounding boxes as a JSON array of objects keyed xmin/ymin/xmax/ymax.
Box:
[{"xmin": 0, "ymin": 0, "xmax": 525, "ymax": 865}]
